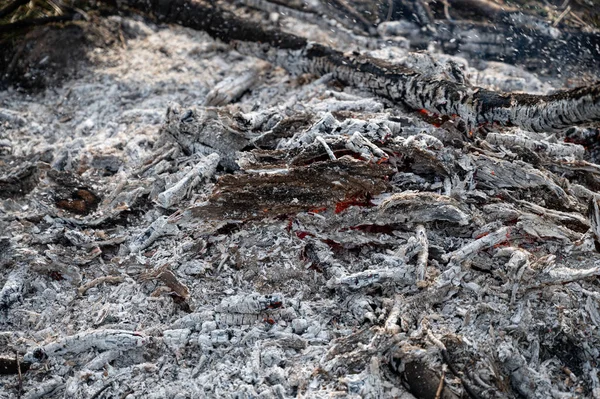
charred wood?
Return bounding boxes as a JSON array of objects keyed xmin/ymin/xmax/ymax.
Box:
[
  {"xmin": 188, "ymin": 156, "xmax": 392, "ymax": 220},
  {"xmin": 118, "ymin": 0, "xmax": 600, "ymax": 132}
]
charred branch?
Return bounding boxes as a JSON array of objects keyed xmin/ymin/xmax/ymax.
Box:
[
  {"xmin": 117, "ymin": 0, "xmax": 600, "ymax": 132},
  {"xmin": 0, "ymin": 14, "xmax": 76, "ymax": 33}
]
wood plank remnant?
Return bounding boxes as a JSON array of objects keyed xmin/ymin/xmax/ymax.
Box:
[{"xmin": 189, "ymin": 156, "xmax": 393, "ymax": 220}]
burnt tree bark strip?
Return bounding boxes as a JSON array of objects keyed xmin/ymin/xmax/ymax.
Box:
[{"xmin": 118, "ymin": 0, "xmax": 600, "ymax": 132}]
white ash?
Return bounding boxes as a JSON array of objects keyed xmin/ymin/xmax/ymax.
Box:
[{"xmin": 0, "ymin": 9, "xmax": 599, "ymax": 399}]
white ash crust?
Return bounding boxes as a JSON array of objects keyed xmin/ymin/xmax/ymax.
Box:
[{"xmin": 0, "ymin": 10, "xmax": 600, "ymax": 399}]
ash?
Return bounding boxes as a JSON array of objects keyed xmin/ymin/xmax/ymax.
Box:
[{"xmin": 1, "ymin": 8, "xmax": 600, "ymax": 399}]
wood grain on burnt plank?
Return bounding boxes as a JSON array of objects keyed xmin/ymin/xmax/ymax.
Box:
[{"xmin": 188, "ymin": 157, "xmax": 392, "ymax": 220}]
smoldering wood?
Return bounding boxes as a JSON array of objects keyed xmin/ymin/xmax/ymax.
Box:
[{"xmin": 187, "ymin": 156, "xmax": 392, "ymax": 220}]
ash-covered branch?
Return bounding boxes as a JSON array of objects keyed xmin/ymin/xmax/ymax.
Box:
[
  {"xmin": 328, "ymin": 267, "xmax": 414, "ymax": 290},
  {"xmin": 443, "ymin": 226, "xmax": 511, "ymax": 265},
  {"xmin": 414, "ymin": 224, "xmax": 428, "ymax": 286},
  {"xmin": 156, "ymin": 153, "xmax": 220, "ymax": 208},
  {"xmin": 23, "ymin": 330, "xmax": 147, "ymax": 363},
  {"xmin": 118, "ymin": 0, "xmax": 600, "ymax": 132}
]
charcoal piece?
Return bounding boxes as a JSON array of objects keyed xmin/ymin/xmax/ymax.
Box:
[
  {"xmin": 55, "ymin": 188, "xmax": 101, "ymax": 215},
  {"xmin": 0, "ymin": 238, "xmax": 12, "ymax": 268},
  {"xmin": 46, "ymin": 170, "xmax": 102, "ymax": 215},
  {"xmin": 402, "ymin": 360, "xmax": 460, "ymax": 399},
  {"xmin": 0, "ymin": 265, "xmax": 27, "ymax": 313},
  {"xmin": 0, "ymin": 355, "xmax": 30, "ymax": 375}
]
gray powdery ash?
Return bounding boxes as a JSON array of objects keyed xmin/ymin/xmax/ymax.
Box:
[{"xmin": 1, "ymin": 3, "xmax": 600, "ymax": 399}]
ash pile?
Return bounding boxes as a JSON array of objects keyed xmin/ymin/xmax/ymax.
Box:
[{"xmin": 1, "ymin": 0, "xmax": 600, "ymax": 398}]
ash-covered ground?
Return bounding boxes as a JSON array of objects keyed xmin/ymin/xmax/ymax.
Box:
[{"xmin": 1, "ymin": 4, "xmax": 600, "ymax": 399}]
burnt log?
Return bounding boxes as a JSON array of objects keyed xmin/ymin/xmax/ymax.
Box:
[{"xmin": 114, "ymin": 0, "xmax": 600, "ymax": 132}]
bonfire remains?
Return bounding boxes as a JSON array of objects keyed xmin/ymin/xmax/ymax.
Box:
[{"xmin": 1, "ymin": 0, "xmax": 600, "ymax": 398}]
